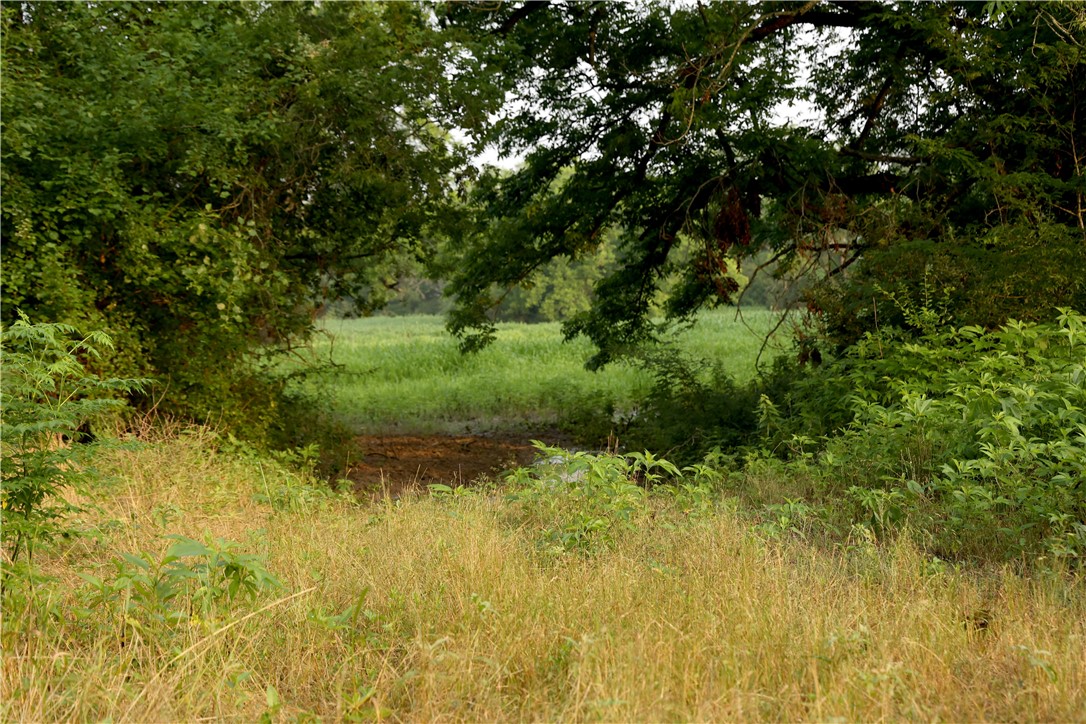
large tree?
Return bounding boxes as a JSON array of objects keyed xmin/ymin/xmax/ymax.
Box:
[
  {"xmin": 441, "ymin": 1, "xmax": 1086, "ymax": 365},
  {"xmin": 1, "ymin": 2, "xmax": 461, "ymax": 426}
]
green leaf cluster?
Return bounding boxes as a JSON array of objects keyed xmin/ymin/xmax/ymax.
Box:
[
  {"xmin": 0, "ymin": 314, "xmax": 146, "ymax": 562},
  {"xmin": 78, "ymin": 534, "xmax": 282, "ymax": 630},
  {"xmin": 505, "ymin": 442, "xmax": 708, "ymax": 557},
  {"xmin": 778, "ymin": 310, "xmax": 1086, "ymax": 561},
  {"xmin": 1, "ymin": 2, "xmax": 461, "ymax": 434}
]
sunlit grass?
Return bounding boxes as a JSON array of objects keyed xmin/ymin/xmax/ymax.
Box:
[
  {"xmin": 306, "ymin": 308, "xmax": 788, "ymax": 434},
  {"xmin": 4, "ymin": 429, "xmax": 1083, "ymax": 722}
]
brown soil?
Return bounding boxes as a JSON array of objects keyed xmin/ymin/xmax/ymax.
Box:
[{"xmin": 345, "ymin": 432, "xmax": 568, "ymax": 498}]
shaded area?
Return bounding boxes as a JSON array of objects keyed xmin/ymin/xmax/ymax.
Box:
[{"xmin": 346, "ymin": 432, "xmax": 571, "ymax": 497}]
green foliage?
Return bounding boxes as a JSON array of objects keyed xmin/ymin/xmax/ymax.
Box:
[
  {"xmin": 506, "ymin": 444, "xmax": 651, "ymax": 556},
  {"xmin": 442, "ymin": 2, "xmax": 1085, "ymax": 366},
  {"xmin": 0, "ymin": 314, "xmax": 145, "ymax": 562},
  {"xmin": 777, "ymin": 310, "xmax": 1086, "ymax": 562},
  {"xmin": 754, "ymin": 499, "xmax": 816, "ymax": 539},
  {"xmin": 811, "ymin": 227, "xmax": 1086, "ymax": 350},
  {"xmin": 495, "ymin": 232, "xmax": 621, "ymax": 323},
  {"xmin": 1, "ymin": 2, "xmax": 462, "ymax": 436},
  {"xmin": 78, "ymin": 534, "xmax": 282, "ymax": 630},
  {"xmin": 505, "ymin": 443, "xmax": 709, "ymax": 556},
  {"xmin": 613, "ymin": 349, "xmax": 761, "ymax": 462}
]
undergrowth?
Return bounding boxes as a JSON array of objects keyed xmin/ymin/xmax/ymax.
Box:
[
  {"xmin": 3, "ymin": 310, "xmax": 1085, "ymax": 720},
  {"xmin": 756, "ymin": 309, "xmax": 1086, "ymax": 563},
  {"xmin": 3, "ymin": 427, "xmax": 1084, "ymax": 721}
]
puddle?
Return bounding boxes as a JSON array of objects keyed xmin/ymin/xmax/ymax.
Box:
[{"xmin": 346, "ymin": 432, "xmax": 571, "ymax": 498}]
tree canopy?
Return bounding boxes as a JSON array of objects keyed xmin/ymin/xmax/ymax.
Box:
[
  {"xmin": 2, "ymin": 1, "xmax": 460, "ymax": 425},
  {"xmin": 2, "ymin": 0, "xmax": 1084, "ymax": 433},
  {"xmin": 441, "ymin": 1, "xmax": 1086, "ymax": 366}
]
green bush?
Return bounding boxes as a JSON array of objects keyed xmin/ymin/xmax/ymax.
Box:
[
  {"xmin": 598, "ymin": 349, "xmax": 760, "ymax": 463},
  {"xmin": 1, "ymin": 314, "xmax": 146, "ymax": 562},
  {"xmin": 807, "ymin": 228, "xmax": 1086, "ymax": 351},
  {"xmin": 78, "ymin": 534, "xmax": 282, "ymax": 630},
  {"xmin": 504, "ymin": 443, "xmax": 706, "ymax": 556},
  {"xmin": 782, "ymin": 310, "xmax": 1086, "ymax": 562}
]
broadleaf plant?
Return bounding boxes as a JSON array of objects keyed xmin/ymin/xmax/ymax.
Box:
[{"xmin": 1, "ymin": 313, "xmax": 147, "ymax": 563}]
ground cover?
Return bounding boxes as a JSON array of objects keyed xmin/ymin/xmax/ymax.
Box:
[
  {"xmin": 4, "ymin": 429, "xmax": 1084, "ymax": 722},
  {"xmin": 307, "ymin": 308, "xmax": 785, "ymax": 436}
]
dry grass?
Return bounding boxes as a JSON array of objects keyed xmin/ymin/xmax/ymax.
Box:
[{"xmin": 3, "ymin": 429, "xmax": 1085, "ymax": 722}]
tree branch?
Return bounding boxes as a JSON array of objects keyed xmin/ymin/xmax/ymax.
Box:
[
  {"xmin": 748, "ymin": 6, "xmax": 872, "ymax": 43},
  {"xmin": 854, "ymin": 74, "xmax": 895, "ymax": 146},
  {"xmin": 498, "ymin": 1, "xmax": 551, "ymax": 37},
  {"xmin": 838, "ymin": 147, "xmax": 922, "ymax": 165}
]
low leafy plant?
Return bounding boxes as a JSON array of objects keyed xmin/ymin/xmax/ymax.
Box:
[
  {"xmin": 77, "ymin": 534, "xmax": 282, "ymax": 631},
  {"xmin": 1, "ymin": 314, "xmax": 146, "ymax": 562},
  {"xmin": 505, "ymin": 443, "xmax": 706, "ymax": 555},
  {"xmin": 506, "ymin": 444, "xmax": 649, "ymax": 556},
  {"xmin": 784, "ymin": 309, "xmax": 1086, "ymax": 562},
  {"xmin": 755, "ymin": 498, "xmax": 817, "ymax": 539}
]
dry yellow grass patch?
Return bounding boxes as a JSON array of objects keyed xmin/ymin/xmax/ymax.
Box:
[{"xmin": 3, "ymin": 429, "xmax": 1084, "ymax": 721}]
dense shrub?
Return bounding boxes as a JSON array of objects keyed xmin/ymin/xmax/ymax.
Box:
[
  {"xmin": 619, "ymin": 350, "xmax": 760, "ymax": 461},
  {"xmin": 1, "ymin": 3, "xmax": 459, "ymax": 442},
  {"xmin": 807, "ymin": 228, "xmax": 1086, "ymax": 351},
  {"xmin": 769, "ymin": 310, "xmax": 1086, "ymax": 562}
]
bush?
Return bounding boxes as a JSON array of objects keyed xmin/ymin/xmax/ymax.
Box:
[
  {"xmin": 1, "ymin": 314, "xmax": 146, "ymax": 562},
  {"xmin": 778, "ymin": 310, "xmax": 1086, "ymax": 562},
  {"xmin": 608, "ymin": 349, "xmax": 760, "ymax": 463},
  {"xmin": 504, "ymin": 443, "xmax": 712, "ymax": 556}
]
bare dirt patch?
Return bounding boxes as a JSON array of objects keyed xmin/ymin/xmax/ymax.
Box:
[{"xmin": 346, "ymin": 432, "xmax": 569, "ymax": 498}]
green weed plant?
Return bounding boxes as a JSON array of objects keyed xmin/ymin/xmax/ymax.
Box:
[
  {"xmin": 780, "ymin": 309, "xmax": 1086, "ymax": 562},
  {"xmin": 0, "ymin": 314, "xmax": 146, "ymax": 563},
  {"xmin": 77, "ymin": 534, "xmax": 282, "ymax": 632},
  {"xmin": 505, "ymin": 443, "xmax": 713, "ymax": 556}
]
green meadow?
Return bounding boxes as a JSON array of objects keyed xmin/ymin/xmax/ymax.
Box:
[{"xmin": 310, "ymin": 308, "xmax": 787, "ymax": 434}]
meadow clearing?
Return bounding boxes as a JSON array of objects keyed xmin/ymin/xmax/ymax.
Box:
[
  {"xmin": 309, "ymin": 309, "xmax": 786, "ymax": 435},
  {"xmin": 4, "ymin": 311, "xmax": 1085, "ymax": 722},
  {"xmin": 8, "ymin": 3, "xmax": 1084, "ymax": 720}
]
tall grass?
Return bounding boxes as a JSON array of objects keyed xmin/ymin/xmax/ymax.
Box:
[
  {"xmin": 4, "ymin": 428, "xmax": 1084, "ymax": 721},
  {"xmin": 305, "ymin": 309, "xmax": 787, "ymax": 434}
]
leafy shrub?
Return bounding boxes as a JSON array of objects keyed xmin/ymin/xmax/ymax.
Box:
[
  {"xmin": 1, "ymin": 314, "xmax": 146, "ymax": 562},
  {"xmin": 786, "ymin": 310, "xmax": 1086, "ymax": 562},
  {"xmin": 613, "ymin": 349, "xmax": 760, "ymax": 462},
  {"xmin": 808, "ymin": 228, "xmax": 1086, "ymax": 350},
  {"xmin": 78, "ymin": 534, "xmax": 282, "ymax": 632},
  {"xmin": 505, "ymin": 444, "xmax": 653, "ymax": 556},
  {"xmin": 504, "ymin": 443, "xmax": 712, "ymax": 556}
]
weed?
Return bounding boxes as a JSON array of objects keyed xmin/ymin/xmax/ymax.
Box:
[
  {"xmin": 77, "ymin": 534, "xmax": 282, "ymax": 631},
  {"xmin": 0, "ymin": 314, "xmax": 146, "ymax": 562}
]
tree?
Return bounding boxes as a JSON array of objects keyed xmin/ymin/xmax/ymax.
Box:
[
  {"xmin": 2, "ymin": 2, "xmax": 462, "ymax": 430},
  {"xmin": 440, "ymin": 1, "xmax": 1086, "ymax": 366}
]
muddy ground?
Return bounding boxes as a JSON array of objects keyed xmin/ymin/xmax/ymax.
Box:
[{"xmin": 345, "ymin": 432, "xmax": 573, "ymax": 497}]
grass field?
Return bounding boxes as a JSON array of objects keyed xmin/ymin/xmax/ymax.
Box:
[
  {"xmin": 5, "ymin": 430, "xmax": 1084, "ymax": 722},
  {"xmin": 8, "ymin": 311, "xmax": 1086, "ymax": 722},
  {"xmin": 307, "ymin": 308, "xmax": 788, "ymax": 434}
]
